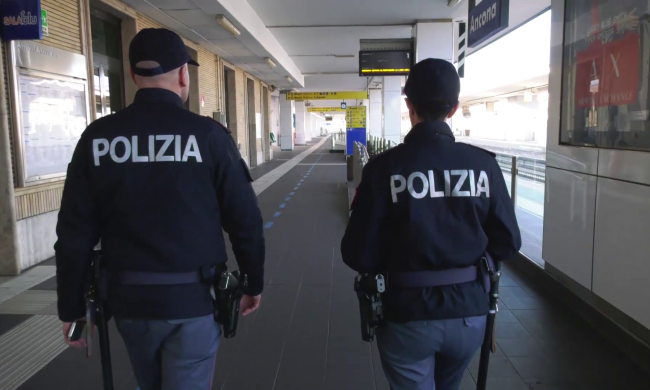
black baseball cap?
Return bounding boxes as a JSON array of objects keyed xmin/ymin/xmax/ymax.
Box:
[
  {"xmin": 129, "ymin": 28, "xmax": 199, "ymax": 77},
  {"xmin": 404, "ymin": 58, "xmax": 460, "ymax": 109}
]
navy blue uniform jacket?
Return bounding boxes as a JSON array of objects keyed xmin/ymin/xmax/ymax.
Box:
[
  {"xmin": 341, "ymin": 121, "xmax": 521, "ymax": 323},
  {"xmin": 55, "ymin": 88, "xmax": 265, "ymax": 322}
]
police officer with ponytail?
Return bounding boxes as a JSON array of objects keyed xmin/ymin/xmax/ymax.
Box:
[{"xmin": 341, "ymin": 58, "xmax": 521, "ymax": 390}]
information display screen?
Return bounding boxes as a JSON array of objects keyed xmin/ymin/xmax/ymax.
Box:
[
  {"xmin": 560, "ymin": 0, "xmax": 650, "ymax": 151},
  {"xmin": 19, "ymin": 73, "xmax": 87, "ymax": 181},
  {"xmin": 359, "ymin": 50, "xmax": 413, "ymax": 76}
]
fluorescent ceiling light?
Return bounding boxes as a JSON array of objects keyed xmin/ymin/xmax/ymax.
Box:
[
  {"xmin": 265, "ymin": 57, "xmax": 277, "ymax": 68},
  {"xmin": 286, "ymin": 76, "xmax": 293, "ymax": 83},
  {"xmin": 447, "ymin": 0, "xmax": 462, "ymax": 7},
  {"xmin": 216, "ymin": 15, "xmax": 241, "ymax": 37}
]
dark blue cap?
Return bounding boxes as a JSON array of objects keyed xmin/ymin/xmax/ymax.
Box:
[
  {"xmin": 129, "ymin": 28, "xmax": 199, "ymax": 77},
  {"xmin": 403, "ymin": 58, "xmax": 460, "ymax": 109}
]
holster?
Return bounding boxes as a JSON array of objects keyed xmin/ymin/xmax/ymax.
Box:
[
  {"xmin": 354, "ymin": 274, "xmax": 385, "ymax": 342},
  {"xmin": 213, "ymin": 269, "xmax": 248, "ymax": 339},
  {"xmin": 89, "ymin": 250, "xmax": 112, "ymax": 322}
]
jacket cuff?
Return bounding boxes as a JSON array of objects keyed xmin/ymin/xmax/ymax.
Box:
[
  {"xmin": 58, "ymin": 300, "xmax": 86, "ymax": 323},
  {"xmin": 245, "ymin": 277, "xmax": 264, "ymax": 296}
]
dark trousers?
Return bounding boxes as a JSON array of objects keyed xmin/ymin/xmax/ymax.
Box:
[
  {"xmin": 116, "ymin": 314, "xmax": 221, "ymax": 390},
  {"xmin": 377, "ymin": 316, "xmax": 486, "ymax": 390}
]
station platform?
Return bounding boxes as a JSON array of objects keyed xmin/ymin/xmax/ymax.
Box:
[{"xmin": 1, "ymin": 137, "xmax": 649, "ymax": 390}]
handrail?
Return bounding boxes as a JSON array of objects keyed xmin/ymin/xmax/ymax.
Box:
[{"xmin": 367, "ymin": 135, "xmax": 397, "ymax": 156}]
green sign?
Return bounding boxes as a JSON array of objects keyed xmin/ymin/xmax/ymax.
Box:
[{"xmin": 41, "ymin": 9, "xmax": 48, "ymax": 37}]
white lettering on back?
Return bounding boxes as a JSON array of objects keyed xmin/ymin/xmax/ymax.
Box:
[
  {"xmin": 156, "ymin": 135, "xmax": 174, "ymax": 162},
  {"xmin": 428, "ymin": 170, "xmax": 445, "ymax": 198},
  {"xmin": 132, "ymin": 136, "xmax": 148, "ymax": 162},
  {"xmin": 390, "ymin": 169, "xmax": 491, "ymax": 202},
  {"xmin": 391, "ymin": 175, "xmax": 406, "ymax": 203},
  {"xmin": 182, "ymin": 135, "xmax": 202, "ymax": 162},
  {"xmin": 476, "ymin": 171, "xmax": 490, "ymax": 198},
  {"xmin": 407, "ymin": 172, "xmax": 428, "ymax": 199},
  {"xmin": 451, "ymin": 170, "xmax": 471, "ymax": 197},
  {"xmin": 93, "ymin": 139, "xmax": 109, "ymax": 166},
  {"xmin": 92, "ymin": 135, "xmax": 204, "ymax": 165},
  {"xmin": 110, "ymin": 136, "xmax": 131, "ymax": 163}
]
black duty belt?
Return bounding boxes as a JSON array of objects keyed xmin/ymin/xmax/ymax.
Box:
[
  {"xmin": 388, "ymin": 254, "xmax": 495, "ymax": 291},
  {"xmin": 112, "ymin": 267, "xmax": 217, "ymax": 286}
]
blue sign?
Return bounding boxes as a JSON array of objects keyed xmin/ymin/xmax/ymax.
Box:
[
  {"xmin": 346, "ymin": 128, "xmax": 367, "ymax": 155},
  {"xmin": 467, "ymin": 0, "xmax": 509, "ymax": 48},
  {"xmin": 1, "ymin": 0, "xmax": 43, "ymax": 41}
]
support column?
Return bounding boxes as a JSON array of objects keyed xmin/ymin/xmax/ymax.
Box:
[
  {"xmin": 413, "ymin": 21, "xmax": 454, "ymax": 63},
  {"xmin": 413, "ymin": 21, "xmax": 455, "ymax": 130},
  {"xmin": 295, "ymin": 101, "xmax": 306, "ymax": 145},
  {"xmin": 383, "ymin": 76, "xmax": 402, "ymax": 145},
  {"xmin": 279, "ymin": 92, "xmax": 295, "ymax": 151},
  {"xmin": 304, "ymin": 110, "xmax": 312, "ymax": 143},
  {"xmin": 369, "ymin": 89, "xmax": 381, "ymax": 138},
  {"xmin": 0, "ymin": 69, "xmax": 18, "ymax": 275}
]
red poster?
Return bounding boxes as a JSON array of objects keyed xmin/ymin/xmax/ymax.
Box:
[
  {"xmin": 574, "ymin": 1, "xmax": 640, "ymax": 109},
  {"xmin": 575, "ymin": 33, "xmax": 639, "ymax": 108}
]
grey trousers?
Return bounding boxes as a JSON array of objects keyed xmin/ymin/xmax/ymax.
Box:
[
  {"xmin": 376, "ymin": 316, "xmax": 486, "ymax": 390},
  {"xmin": 115, "ymin": 314, "xmax": 221, "ymax": 390}
]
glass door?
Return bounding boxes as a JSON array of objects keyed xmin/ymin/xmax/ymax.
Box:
[{"xmin": 90, "ymin": 7, "xmax": 125, "ymax": 119}]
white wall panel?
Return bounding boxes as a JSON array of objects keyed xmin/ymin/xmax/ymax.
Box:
[
  {"xmin": 598, "ymin": 149, "xmax": 650, "ymax": 187},
  {"xmin": 543, "ymin": 167, "xmax": 597, "ymax": 289},
  {"xmin": 593, "ymin": 178, "xmax": 650, "ymax": 329},
  {"xmin": 16, "ymin": 211, "xmax": 58, "ymax": 271}
]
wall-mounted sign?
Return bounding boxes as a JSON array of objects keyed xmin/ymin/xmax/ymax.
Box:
[
  {"xmin": 467, "ymin": 0, "xmax": 509, "ymax": 48},
  {"xmin": 41, "ymin": 8, "xmax": 47, "ymax": 36},
  {"xmin": 346, "ymin": 106, "xmax": 367, "ymax": 154},
  {"xmin": 341, "ymin": 102, "xmax": 347, "ymax": 109},
  {"xmin": 287, "ymin": 91, "xmax": 368, "ymax": 101},
  {"xmin": 1, "ymin": 0, "xmax": 44, "ymax": 41}
]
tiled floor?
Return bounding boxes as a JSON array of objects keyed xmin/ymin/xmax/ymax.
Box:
[{"xmin": 1, "ymin": 140, "xmax": 649, "ymax": 389}]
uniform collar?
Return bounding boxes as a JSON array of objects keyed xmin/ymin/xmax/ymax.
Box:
[
  {"xmin": 404, "ymin": 120, "xmax": 455, "ymax": 144},
  {"xmin": 134, "ymin": 88, "xmax": 183, "ymax": 107}
]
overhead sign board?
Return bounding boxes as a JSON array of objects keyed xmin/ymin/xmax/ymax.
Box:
[
  {"xmin": 467, "ymin": 0, "xmax": 509, "ymax": 48},
  {"xmin": 1, "ymin": 0, "xmax": 44, "ymax": 41},
  {"xmin": 307, "ymin": 107, "xmax": 346, "ymax": 112},
  {"xmin": 286, "ymin": 91, "xmax": 368, "ymax": 101},
  {"xmin": 359, "ymin": 50, "xmax": 413, "ymax": 76}
]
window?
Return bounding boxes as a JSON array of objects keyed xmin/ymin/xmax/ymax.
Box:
[{"xmin": 560, "ymin": 0, "xmax": 650, "ymax": 151}]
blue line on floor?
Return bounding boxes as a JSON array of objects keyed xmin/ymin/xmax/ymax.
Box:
[
  {"xmin": 274, "ymin": 212, "xmax": 281, "ymax": 217},
  {"xmin": 264, "ymin": 222, "xmax": 274, "ymax": 229},
  {"xmin": 294, "ymin": 187, "xmax": 299, "ymax": 190},
  {"xmin": 285, "ymin": 197, "xmax": 291, "ymax": 201},
  {"xmin": 290, "ymin": 192, "xmax": 295, "ymax": 196},
  {"xmin": 297, "ymin": 183, "xmax": 302, "ymax": 187},
  {"xmin": 280, "ymin": 203, "xmax": 286, "ymax": 209}
]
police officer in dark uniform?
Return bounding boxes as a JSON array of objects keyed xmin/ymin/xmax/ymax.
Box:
[
  {"xmin": 55, "ymin": 28, "xmax": 265, "ymax": 389},
  {"xmin": 341, "ymin": 58, "xmax": 521, "ymax": 390}
]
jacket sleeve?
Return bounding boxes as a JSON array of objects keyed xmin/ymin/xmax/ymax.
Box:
[
  {"xmin": 211, "ymin": 130, "xmax": 265, "ymax": 295},
  {"xmin": 341, "ymin": 162, "xmax": 388, "ymax": 273},
  {"xmin": 55, "ymin": 133, "xmax": 101, "ymax": 322},
  {"xmin": 485, "ymin": 160, "xmax": 522, "ymax": 261}
]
